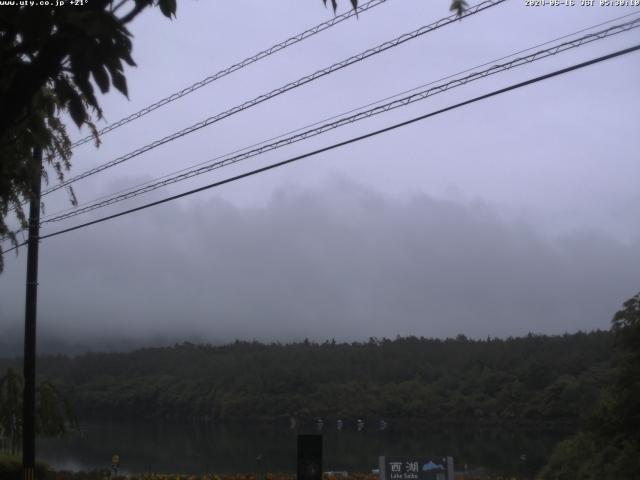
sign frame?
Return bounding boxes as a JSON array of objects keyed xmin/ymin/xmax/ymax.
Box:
[{"xmin": 378, "ymin": 456, "xmax": 454, "ymax": 480}]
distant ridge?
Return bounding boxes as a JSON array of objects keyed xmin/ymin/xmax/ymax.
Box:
[{"xmin": 0, "ymin": 331, "xmax": 614, "ymax": 426}]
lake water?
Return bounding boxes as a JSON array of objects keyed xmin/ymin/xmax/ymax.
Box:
[{"xmin": 37, "ymin": 421, "xmax": 572, "ymax": 478}]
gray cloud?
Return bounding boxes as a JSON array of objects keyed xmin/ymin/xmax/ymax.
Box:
[
  {"xmin": 2, "ymin": 1, "xmax": 639, "ymax": 354},
  {"xmin": 1, "ymin": 181, "xmax": 637, "ymax": 349}
]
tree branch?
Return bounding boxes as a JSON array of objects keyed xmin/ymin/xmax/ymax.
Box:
[
  {"xmin": 111, "ymin": 0, "xmax": 129, "ymax": 14},
  {"xmin": 118, "ymin": 2, "xmax": 148, "ymax": 24}
]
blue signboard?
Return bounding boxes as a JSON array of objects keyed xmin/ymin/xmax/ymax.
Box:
[{"xmin": 379, "ymin": 456, "xmax": 454, "ymax": 480}]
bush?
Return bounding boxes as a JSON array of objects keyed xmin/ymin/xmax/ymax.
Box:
[{"xmin": 0, "ymin": 454, "xmax": 51, "ymax": 480}]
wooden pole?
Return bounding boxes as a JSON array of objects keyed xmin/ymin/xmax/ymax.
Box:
[{"xmin": 22, "ymin": 146, "xmax": 42, "ymax": 480}]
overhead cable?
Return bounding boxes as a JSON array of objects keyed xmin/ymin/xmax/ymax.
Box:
[
  {"xmin": 69, "ymin": 0, "xmax": 392, "ymax": 150},
  {"xmin": 44, "ymin": 10, "xmax": 640, "ymax": 221},
  {"xmin": 40, "ymin": 18, "xmax": 640, "ymax": 224},
  {"xmin": 0, "ymin": 43, "xmax": 632, "ymax": 254},
  {"xmin": 40, "ymin": 0, "xmax": 506, "ymax": 197}
]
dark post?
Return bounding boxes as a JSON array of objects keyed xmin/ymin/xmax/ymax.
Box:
[
  {"xmin": 297, "ymin": 434, "xmax": 322, "ymax": 480},
  {"xmin": 22, "ymin": 147, "xmax": 42, "ymax": 480}
]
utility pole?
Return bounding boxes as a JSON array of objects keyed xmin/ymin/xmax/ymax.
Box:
[{"xmin": 22, "ymin": 146, "xmax": 42, "ymax": 480}]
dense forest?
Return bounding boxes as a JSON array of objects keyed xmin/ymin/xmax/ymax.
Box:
[
  {"xmin": 0, "ymin": 331, "xmax": 616, "ymax": 425},
  {"xmin": 540, "ymin": 293, "xmax": 640, "ymax": 479}
]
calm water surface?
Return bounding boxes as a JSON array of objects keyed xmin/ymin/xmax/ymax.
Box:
[{"xmin": 37, "ymin": 421, "xmax": 572, "ymax": 478}]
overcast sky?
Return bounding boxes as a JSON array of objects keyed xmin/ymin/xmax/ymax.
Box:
[{"xmin": 1, "ymin": 0, "xmax": 639, "ymax": 349}]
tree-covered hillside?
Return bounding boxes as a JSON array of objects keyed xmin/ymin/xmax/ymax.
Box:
[
  {"xmin": 540, "ymin": 293, "xmax": 640, "ymax": 478},
  {"xmin": 1, "ymin": 332, "xmax": 614, "ymax": 424}
]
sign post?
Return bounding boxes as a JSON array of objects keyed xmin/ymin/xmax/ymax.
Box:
[
  {"xmin": 297, "ymin": 434, "xmax": 322, "ymax": 480},
  {"xmin": 111, "ymin": 454, "xmax": 120, "ymax": 477},
  {"xmin": 379, "ymin": 456, "xmax": 454, "ymax": 480}
]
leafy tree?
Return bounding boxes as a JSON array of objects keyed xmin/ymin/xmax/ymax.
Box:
[
  {"xmin": 540, "ymin": 292, "xmax": 640, "ymax": 479},
  {"xmin": 0, "ymin": 369, "xmax": 21, "ymax": 454},
  {"xmin": 6, "ymin": 331, "xmax": 612, "ymax": 424},
  {"xmin": 0, "ymin": 0, "xmax": 178, "ymax": 271},
  {"xmin": 0, "ymin": 0, "xmax": 465, "ymax": 271},
  {"xmin": 0, "ymin": 368, "xmax": 76, "ymax": 453}
]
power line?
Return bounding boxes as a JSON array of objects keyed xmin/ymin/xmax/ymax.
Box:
[
  {"xmin": 40, "ymin": 0, "xmax": 505, "ymax": 197},
  {"xmin": 69, "ymin": 0, "xmax": 392, "ymax": 150},
  {"xmin": 1, "ymin": 43, "xmax": 633, "ymax": 254},
  {"xmin": 40, "ymin": 18, "xmax": 640, "ymax": 225},
  {"xmin": 7, "ymin": 0, "xmax": 394, "ymax": 217},
  {"xmin": 43, "ymin": 10, "xmax": 640, "ymax": 222}
]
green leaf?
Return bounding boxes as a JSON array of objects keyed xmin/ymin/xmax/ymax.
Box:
[
  {"xmin": 158, "ymin": 0, "xmax": 177, "ymax": 18},
  {"xmin": 321, "ymin": 0, "xmax": 338, "ymax": 12},
  {"xmin": 67, "ymin": 91, "xmax": 86, "ymax": 127},
  {"xmin": 65, "ymin": 11, "xmax": 103, "ymax": 36},
  {"xmin": 112, "ymin": 34, "xmax": 137, "ymax": 67},
  {"xmin": 104, "ymin": 56, "xmax": 129, "ymax": 97},
  {"xmin": 449, "ymin": 0, "xmax": 468, "ymax": 16},
  {"xmin": 53, "ymin": 77, "xmax": 75, "ymax": 105},
  {"xmin": 91, "ymin": 64, "xmax": 110, "ymax": 94},
  {"xmin": 105, "ymin": 55, "xmax": 124, "ymax": 76},
  {"xmin": 120, "ymin": 48, "xmax": 136, "ymax": 67},
  {"xmin": 110, "ymin": 69, "xmax": 128, "ymax": 97},
  {"xmin": 67, "ymin": 186, "xmax": 78, "ymax": 207},
  {"xmin": 88, "ymin": 121, "xmax": 101, "ymax": 148},
  {"xmin": 73, "ymin": 72, "xmax": 102, "ymax": 118}
]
